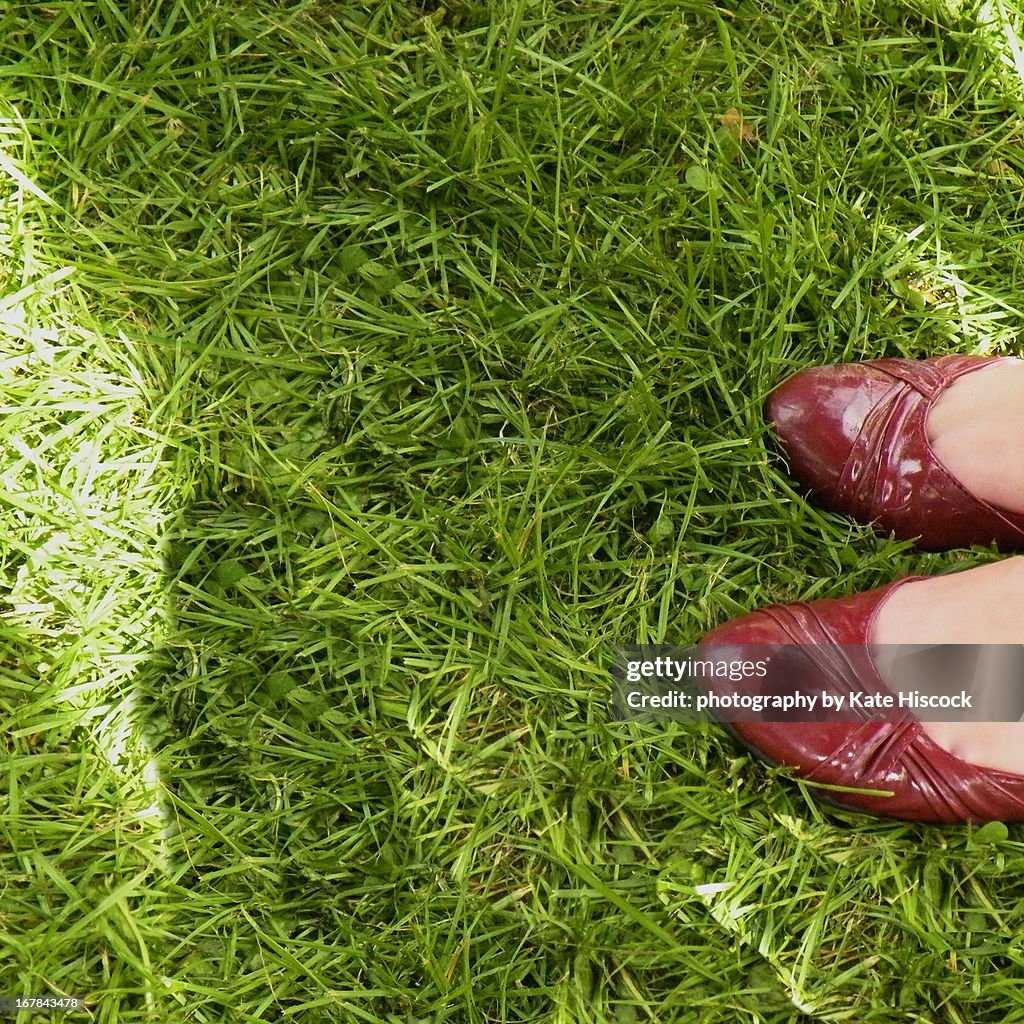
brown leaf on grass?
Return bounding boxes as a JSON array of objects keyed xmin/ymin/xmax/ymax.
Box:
[
  {"xmin": 985, "ymin": 158, "xmax": 1013, "ymax": 175},
  {"xmin": 719, "ymin": 107, "xmax": 757, "ymax": 145}
]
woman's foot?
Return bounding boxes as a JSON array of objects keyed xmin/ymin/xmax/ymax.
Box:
[
  {"xmin": 765, "ymin": 354, "xmax": 1024, "ymax": 549},
  {"xmin": 697, "ymin": 569, "xmax": 1024, "ymax": 821},
  {"xmin": 927, "ymin": 358, "xmax": 1024, "ymax": 515},
  {"xmin": 871, "ymin": 557, "xmax": 1024, "ymax": 774}
]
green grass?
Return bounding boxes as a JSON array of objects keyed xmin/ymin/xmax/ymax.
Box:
[{"xmin": 3, "ymin": 0, "xmax": 1024, "ymax": 1021}]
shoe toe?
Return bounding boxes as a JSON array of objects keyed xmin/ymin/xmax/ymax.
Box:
[{"xmin": 764, "ymin": 363, "xmax": 894, "ymax": 500}]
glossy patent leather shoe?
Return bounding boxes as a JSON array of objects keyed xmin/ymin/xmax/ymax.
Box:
[
  {"xmin": 698, "ymin": 577, "xmax": 1024, "ymax": 823},
  {"xmin": 765, "ymin": 354, "xmax": 1024, "ymax": 551}
]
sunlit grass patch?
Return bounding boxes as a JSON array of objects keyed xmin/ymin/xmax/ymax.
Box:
[{"xmin": 0, "ymin": 105, "xmax": 171, "ymax": 1006}]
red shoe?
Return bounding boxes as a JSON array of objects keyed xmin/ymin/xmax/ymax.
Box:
[
  {"xmin": 765, "ymin": 354, "xmax": 1024, "ymax": 551},
  {"xmin": 698, "ymin": 577, "xmax": 1024, "ymax": 823}
]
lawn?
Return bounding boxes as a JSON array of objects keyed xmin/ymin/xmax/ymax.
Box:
[{"xmin": 1, "ymin": 0, "xmax": 1024, "ymax": 1021}]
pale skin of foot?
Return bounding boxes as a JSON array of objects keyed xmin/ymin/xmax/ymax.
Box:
[
  {"xmin": 926, "ymin": 357, "xmax": 1024, "ymax": 516},
  {"xmin": 871, "ymin": 557, "xmax": 1024, "ymax": 774}
]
